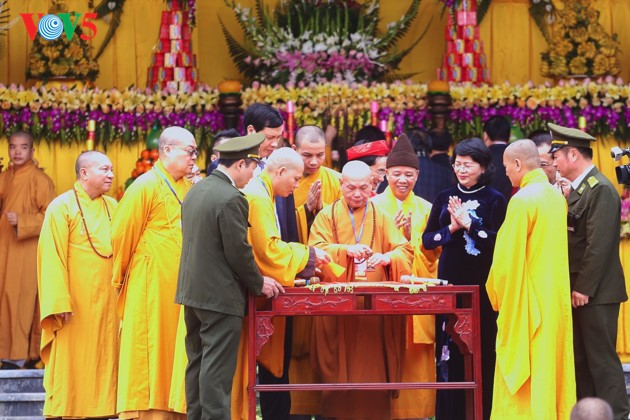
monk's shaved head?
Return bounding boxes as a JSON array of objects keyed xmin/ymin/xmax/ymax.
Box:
[
  {"xmin": 158, "ymin": 126, "xmax": 196, "ymax": 151},
  {"xmin": 75, "ymin": 151, "xmax": 109, "ymax": 177},
  {"xmin": 342, "ymin": 160, "xmax": 372, "ymax": 182},
  {"xmin": 295, "ymin": 125, "xmax": 325, "ymax": 148},
  {"xmin": 265, "ymin": 147, "xmax": 304, "ymax": 172},
  {"xmin": 10, "ymin": 131, "xmax": 34, "ymax": 148},
  {"xmin": 266, "ymin": 147, "xmax": 304, "ymax": 197},
  {"xmin": 341, "ymin": 161, "xmax": 372, "ymax": 210},
  {"xmin": 505, "ymin": 139, "xmax": 540, "ymax": 170},
  {"xmin": 570, "ymin": 397, "xmax": 613, "ymax": 420}
]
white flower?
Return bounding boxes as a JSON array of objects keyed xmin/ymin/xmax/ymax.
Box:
[
  {"xmin": 314, "ymin": 42, "xmax": 327, "ymax": 52},
  {"xmin": 302, "ymin": 41, "xmax": 314, "ymax": 54},
  {"xmin": 350, "ymin": 33, "xmax": 362, "ymax": 43}
]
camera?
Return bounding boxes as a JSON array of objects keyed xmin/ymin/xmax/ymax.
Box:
[{"xmin": 611, "ymin": 146, "xmax": 630, "ymax": 185}]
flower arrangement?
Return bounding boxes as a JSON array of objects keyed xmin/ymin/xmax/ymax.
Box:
[
  {"xmin": 0, "ymin": 84, "xmax": 221, "ymax": 149},
  {"xmin": 242, "ymin": 77, "xmax": 630, "ymax": 141},
  {"xmin": 622, "ymin": 187, "xmax": 630, "ymax": 240},
  {"xmin": 26, "ymin": 1, "xmax": 99, "ymax": 82},
  {"xmin": 540, "ymin": 0, "xmax": 620, "ymax": 78},
  {"xmin": 220, "ymin": 0, "xmax": 425, "ymax": 85},
  {"xmin": 3, "ymin": 79, "xmax": 630, "ymax": 148}
]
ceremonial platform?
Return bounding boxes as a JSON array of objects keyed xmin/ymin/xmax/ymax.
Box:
[{"xmin": 248, "ymin": 283, "xmax": 483, "ymax": 419}]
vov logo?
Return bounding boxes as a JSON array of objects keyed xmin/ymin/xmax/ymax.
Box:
[{"xmin": 20, "ymin": 12, "xmax": 98, "ymax": 41}]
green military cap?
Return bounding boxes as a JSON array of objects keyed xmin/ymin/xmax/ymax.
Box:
[
  {"xmin": 548, "ymin": 122, "xmax": 596, "ymax": 154},
  {"xmin": 214, "ymin": 132, "xmax": 264, "ymax": 160}
]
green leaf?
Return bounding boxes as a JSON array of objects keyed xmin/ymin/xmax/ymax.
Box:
[
  {"xmin": 218, "ymin": 16, "xmax": 259, "ymax": 81},
  {"xmin": 529, "ymin": 3, "xmax": 551, "ymax": 43},
  {"xmin": 477, "ymin": 0, "xmax": 491, "ymax": 25},
  {"xmin": 381, "ymin": 14, "xmax": 433, "ymax": 71},
  {"xmin": 381, "ymin": 72, "xmax": 419, "ymax": 83},
  {"xmin": 93, "ymin": 1, "xmax": 126, "ymax": 60},
  {"xmin": 375, "ymin": 0, "xmax": 421, "ymax": 51}
]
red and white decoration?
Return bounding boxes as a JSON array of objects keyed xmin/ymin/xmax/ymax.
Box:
[
  {"xmin": 147, "ymin": 0, "xmax": 198, "ymax": 92},
  {"xmin": 438, "ymin": 0, "xmax": 489, "ymax": 84}
]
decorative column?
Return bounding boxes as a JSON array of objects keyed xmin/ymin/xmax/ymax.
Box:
[
  {"xmin": 147, "ymin": 0, "xmax": 198, "ymax": 92},
  {"xmin": 217, "ymin": 80, "xmax": 243, "ymax": 130},
  {"xmin": 438, "ymin": 0, "xmax": 489, "ymax": 84},
  {"xmin": 427, "ymin": 80, "xmax": 452, "ymax": 134}
]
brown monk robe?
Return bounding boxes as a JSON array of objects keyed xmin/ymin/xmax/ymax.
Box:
[
  {"xmin": 0, "ymin": 132, "xmax": 55, "ymax": 367},
  {"xmin": 308, "ymin": 161, "xmax": 414, "ymax": 420}
]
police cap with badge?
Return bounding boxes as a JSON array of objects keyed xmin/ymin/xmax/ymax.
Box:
[
  {"xmin": 547, "ymin": 122, "xmax": 596, "ymax": 154},
  {"xmin": 214, "ymin": 132, "xmax": 265, "ymax": 161}
]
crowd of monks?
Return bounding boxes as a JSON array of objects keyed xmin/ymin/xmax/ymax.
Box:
[{"xmin": 0, "ymin": 102, "xmax": 626, "ymax": 420}]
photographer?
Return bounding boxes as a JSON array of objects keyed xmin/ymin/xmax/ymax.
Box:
[{"xmin": 549, "ymin": 123, "xmax": 629, "ymax": 420}]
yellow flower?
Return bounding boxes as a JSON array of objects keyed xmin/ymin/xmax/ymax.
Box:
[
  {"xmin": 588, "ymin": 24, "xmax": 605, "ymax": 41},
  {"xmin": 29, "ymin": 59, "xmax": 46, "ymax": 76},
  {"xmin": 569, "ymin": 27, "xmax": 589, "ymax": 44},
  {"xmin": 608, "ymin": 57, "xmax": 621, "ymax": 75},
  {"xmin": 569, "ymin": 57, "xmax": 587, "ymax": 75},
  {"xmin": 42, "ymin": 46, "xmax": 60, "ymax": 60},
  {"xmin": 592, "ymin": 55, "xmax": 608, "ymax": 74},
  {"xmin": 585, "ymin": 8, "xmax": 599, "ymax": 21},
  {"xmin": 600, "ymin": 40, "xmax": 617, "ymax": 57},
  {"xmin": 578, "ymin": 42, "xmax": 596, "ymax": 59},
  {"xmin": 557, "ymin": 39, "xmax": 575, "ymax": 56},
  {"xmin": 551, "ymin": 57, "xmax": 568, "ymax": 76},
  {"xmin": 67, "ymin": 42, "xmax": 83, "ymax": 60},
  {"xmin": 50, "ymin": 63, "xmax": 69, "ymax": 76},
  {"xmin": 563, "ymin": 10, "xmax": 578, "ymax": 27}
]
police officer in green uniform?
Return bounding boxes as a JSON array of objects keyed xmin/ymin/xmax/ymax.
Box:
[
  {"xmin": 176, "ymin": 133, "xmax": 285, "ymax": 419},
  {"xmin": 549, "ymin": 123, "xmax": 629, "ymax": 420}
]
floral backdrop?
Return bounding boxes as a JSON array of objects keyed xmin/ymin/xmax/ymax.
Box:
[{"xmin": 2, "ymin": 78, "xmax": 630, "ymax": 149}]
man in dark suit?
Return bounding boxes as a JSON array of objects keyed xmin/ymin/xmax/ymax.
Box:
[
  {"xmin": 550, "ymin": 123, "xmax": 629, "ymax": 420},
  {"xmin": 483, "ymin": 116, "xmax": 513, "ymax": 201},
  {"xmin": 405, "ymin": 128, "xmax": 456, "ymax": 203},
  {"xmin": 176, "ymin": 133, "xmax": 285, "ymax": 419}
]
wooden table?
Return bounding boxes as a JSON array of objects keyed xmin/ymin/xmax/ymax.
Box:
[{"xmin": 247, "ymin": 283, "xmax": 482, "ymax": 419}]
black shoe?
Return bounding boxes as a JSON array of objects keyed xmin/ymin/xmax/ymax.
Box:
[
  {"xmin": 23, "ymin": 358, "xmax": 41, "ymax": 369},
  {"xmin": 0, "ymin": 361, "xmax": 20, "ymax": 370}
]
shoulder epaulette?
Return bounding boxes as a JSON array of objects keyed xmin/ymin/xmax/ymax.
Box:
[{"xmin": 587, "ymin": 176, "xmax": 599, "ymax": 188}]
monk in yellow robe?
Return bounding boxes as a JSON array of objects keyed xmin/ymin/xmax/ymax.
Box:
[
  {"xmin": 112, "ymin": 127, "xmax": 196, "ymax": 420},
  {"xmin": 289, "ymin": 125, "xmax": 342, "ymax": 416},
  {"xmin": 37, "ymin": 151, "xmax": 118, "ymax": 417},
  {"xmin": 0, "ymin": 131, "xmax": 55, "ymax": 369},
  {"xmin": 486, "ymin": 140, "xmax": 575, "ymax": 419},
  {"xmin": 309, "ymin": 161, "xmax": 414, "ymax": 420},
  {"xmin": 372, "ymin": 133, "xmax": 439, "ymax": 419},
  {"xmin": 229, "ymin": 148, "xmax": 330, "ymax": 420}
]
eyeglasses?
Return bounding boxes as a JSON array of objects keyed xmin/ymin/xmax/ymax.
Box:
[
  {"xmin": 452, "ymin": 162, "xmax": 480, "ymax": 172},
  {"xmin": 169, "ymin": 145, "xmax": 199, "ymax": 158},
  {"xmin": 540, "ymin": 161, "xmax": 552, "ymax": 168},
  {"xmin": 371, "ymin": 168, "xmax": 387, "ymax": 178}
]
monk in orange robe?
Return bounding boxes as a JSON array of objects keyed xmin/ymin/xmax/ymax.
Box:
[
  {"xmin": 112, "ymin": 127, "xmax": 196, "ymax": 420},
  {"xmin": 308, "ymin": 160, "xmax": 414, "ymax": 420},
  {"xmin": 37, "ymin": 151, "xmax": 118, "ymax": 418},
  {"xmin": 290, "ymin": 125, "xmax": 342, "ymax": 416},
  {"xmin": 0, "ymin": 131, "xmax": 55, "ymax": 369}
]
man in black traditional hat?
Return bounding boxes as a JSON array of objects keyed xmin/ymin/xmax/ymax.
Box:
[{"xmin": 550, "ymin": 122, "xmax": 629, "ymax": 420}]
